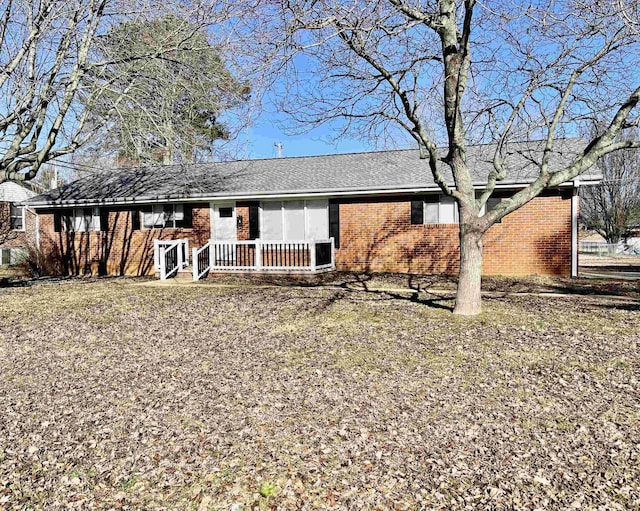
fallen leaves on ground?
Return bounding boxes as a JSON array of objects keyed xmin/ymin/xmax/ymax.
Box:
[{"xmin": 0, "ymin": 278, "xmax": 638, "ymax": 510}]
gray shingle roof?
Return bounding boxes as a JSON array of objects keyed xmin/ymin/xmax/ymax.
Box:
[{"xmin": 27, "ymin": 138, "xmax": 601, "ymax": 207}]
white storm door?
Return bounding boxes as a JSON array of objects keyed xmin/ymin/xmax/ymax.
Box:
[
  {"xmin": 212, "ymin": 202, "xmax": 237, "ymax": 240},
  {"xmin": 211, "ymin": 202, "xmax": 237, "ymax": 262}
]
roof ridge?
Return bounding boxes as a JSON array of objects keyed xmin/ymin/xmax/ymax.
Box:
[{"xmin": 108, "ymin": 136, "xmax": 585, "ymax": 171}]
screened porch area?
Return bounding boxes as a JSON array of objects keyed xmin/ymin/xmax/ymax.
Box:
[{"xmin": 154, "ymin": 198, "xmax": 338, "ymax": 280}]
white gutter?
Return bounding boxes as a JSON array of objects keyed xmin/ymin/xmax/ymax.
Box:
[{"xmin": 26, "ymin": 180, "xmax": 589, "ymax": 209}]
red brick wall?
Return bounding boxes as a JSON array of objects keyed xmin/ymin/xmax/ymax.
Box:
[
  {"xmin": 236, "ymin": 202, "xmax": 251, "ymax": 241},
  {"xmin": 334, "ymin": 191, "xmax": 572, "ymax": 276},
  {"xmin": 0, "ymin": 202, "xmax": 37, "ymax": 251},
  {"xmin": 38, "ymin": 204, "xmax": 210, "ymax": 276},
  {"xmin": 482, "ymin": 193, "xmax": 572, "ymax": 276},
  {"xmin": 37, "ymin": 192, "xmax": 572, "ymax": 277}
]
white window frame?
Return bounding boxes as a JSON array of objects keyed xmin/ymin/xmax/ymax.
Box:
[
  {"xmin": 10, "ymin": 204, "xmax": 25, "ymax": 231},
  {"xmin": 142, "ymin": 204, "xmax": 184, "ymax": 229},
  {"xmin": 422, "ymin": 194, "xmax": 459, "ymax": 225},
  {"xmin": 259, "ymin": 199, "xmax": 329, "ymax": 241},
  {"xmin": 65, "ymin": 207, "xmax": 100, "ymax": 232}
]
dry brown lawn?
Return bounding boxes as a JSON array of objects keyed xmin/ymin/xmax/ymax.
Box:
[{"xmin": 0, "ymin": 278, "xmax": 639, "ymax": 510}]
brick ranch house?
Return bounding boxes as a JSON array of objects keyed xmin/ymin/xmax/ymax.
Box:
[
  {"xmin": 26, "ymin": 139, "xmax": 601, "ymax": 279},
  {"xmin": 0, "ymin": 181, "xmax": 37, "ymax": 268}
]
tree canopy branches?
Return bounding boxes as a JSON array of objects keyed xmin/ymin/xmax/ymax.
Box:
[
  {"xmin": 85, "ymin": 14, "xmax": 250, "ymax": 165},
  {"xmin": 0, "ymin": 0, "xmax": 255, "ymax": 180},
  {"xmin": 261, "ymin": 0, "xmax": 640, "ymax": 314}
]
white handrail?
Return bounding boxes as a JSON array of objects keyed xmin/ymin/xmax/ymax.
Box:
[
  {"xmin": 154, "ymin": 239, "xmax": 190, "ymax": 280},
  {"xmin": 159, "ymin": 240, "xmax": 183, "ymax": 280},
  {"xmin": 192, "ymin": 241, "xmax": 212, "ymax": 281}
]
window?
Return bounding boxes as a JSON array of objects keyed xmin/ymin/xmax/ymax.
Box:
[
  {"xmin": 485, "ymin": 196, "xmax": 503, "ymax": 223},
  {"xmin": 424, "ymin": 196, "xmax": 439, "ymax": 224},
  {"xmin": 218, "ymin": 207, "xmax": 233, "ymax": 218},
  {"xmin": 412, "ymin": 195, "xmax": 459, "ymax": 225},
  {"xmin": 64, "ymin": 207, "xmax": 100, "ymax": 232},
  {"xmin": 10, "ymin": 204, "xmax": 24, "ymax": 231},
  {"xmin": 0, "ymin": 248, "xmax": 26, "ymax": 265},
  {"xmin": 260, "ymin": 200, "xmax": 329, "ymax": 241},
  {"xmin": 307, "ymin": 199, "xmax": 330, "ymax": 240},
  {"xmin": 142, "ymin": 204, "xmax": 185, "ymax": 229},
  {"xmin": 284, "ymin": 200, "xmax": 305, "ymax": 240},
  {"xmin": 261, "ymin": 201, "xmax": 283, "ymax": 240}
]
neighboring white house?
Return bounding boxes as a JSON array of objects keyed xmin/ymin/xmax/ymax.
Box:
[{"xmin": 0, "ymin": 181, "xmax": 37, "ymax": 266}]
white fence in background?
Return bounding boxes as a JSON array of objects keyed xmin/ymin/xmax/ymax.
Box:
[{"xmin": 579, "ymin": 241, "xmax": 640, "ymax": 256}]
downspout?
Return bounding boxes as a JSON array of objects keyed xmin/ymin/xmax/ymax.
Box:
[
  {"xmin": 571, "ymin": 179, "xmax": 580, "ymax": 278},
  {"xmin": 35, "ymin": 212, "xmax": 40, "ymax": 250}
]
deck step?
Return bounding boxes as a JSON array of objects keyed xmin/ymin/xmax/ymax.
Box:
[
  {"xmin": 175, "ymin": 266, "xmax": 193, "ymax": 280},
  {"xmin": 155, "ymin": 265, "xmax": 193, "ymax": 280}
]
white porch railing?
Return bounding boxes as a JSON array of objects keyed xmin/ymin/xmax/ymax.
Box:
[
  {"xmin": 154, "ymin": 239, "xmax": 189, "ymax": 280},
  {"xmin": 191, "ymin": 238, "xmax": 335, "ymax": 280}
]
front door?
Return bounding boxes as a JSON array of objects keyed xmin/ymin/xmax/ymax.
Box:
[
  {"xmin": 211, "ymin": 202, "xmax": 237, "ymax": 263},
  {"xmin": 212, "ymin": 202, "xmax": 236, "ymax": 241}
]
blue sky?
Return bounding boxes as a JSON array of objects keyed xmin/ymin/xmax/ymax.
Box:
[
  {"xmin": 239, "ymin": 104, "xmax": 416, "ymax": 160},
  {"xmin": 244, "ymin": 119, "xmax": 373, "ymax": 160},
  {"xmin": 231, "ymin": 51, "xmax": 415, "ymax": 160}
]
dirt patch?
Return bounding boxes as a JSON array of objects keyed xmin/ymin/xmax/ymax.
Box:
[{"xmin": 1, "ymin": 281, "xmax": 639, "ymax": 509}]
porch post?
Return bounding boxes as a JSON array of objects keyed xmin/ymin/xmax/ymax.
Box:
[
  {"xmin": 255, "ymin": 241, "xmax": 262, "ymax": 270},
  {"xmin": 177, "ymin": 240, "xmax": 183, "ymax": 269},
  {"xmin": 310, "ymin": 240, "xmax": 316, "ymax": 271},
  {"xmin": 330, "ymin": 237, "xmax": 335, "ymax": 270},
  {"xmin": 159, "ymin": 245, "xmax": 166, "ymax": 280},
  {"xmin": 192, "ymin": 247, "xmax": 198, "ymax": 280},
  {"xmin": 183, "ymin": 239, "xmax": 189, "ymax": 268},
  {"xmin": 153, "ymin": 239, "xmax": 160, "ymax": 270}
]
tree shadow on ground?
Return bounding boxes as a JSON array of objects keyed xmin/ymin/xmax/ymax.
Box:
[
  {"xmin": 306, "ymin": 285, "xmax": 456, "ymax": 313},
  {"xmin": 252, "ymin": 270, "xmax": 456, "ymax": 313},
  {"xmin": 594, "ymin": 301, "xmax": 640, "ymax": 311}
]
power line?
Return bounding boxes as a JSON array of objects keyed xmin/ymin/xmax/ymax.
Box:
[{"xmin": 45, "ymin": 160, "xmax": 107, "ymax": 174}]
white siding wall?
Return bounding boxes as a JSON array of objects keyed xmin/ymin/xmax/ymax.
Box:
[{"xmin": 0, "ymin": 182, "xmax": 36, "ymax": 202}]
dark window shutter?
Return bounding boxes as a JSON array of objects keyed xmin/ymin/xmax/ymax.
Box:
[
  {"xmin": 54, "ymin": 211, "xmax": 62, "ymax": 232},
  {"xmin": 100, "ymin": 208, "xmax": 109, "ymax": 232},
  {"xmin": 248, "ymin": 202, "xmax": 259, "ymax": 240},
  {"xmin": 329, "ymin": 200, "xmax": 340, "ymax": 249},
  {"xmin": 183, "ymin": 204, "xmax": 193, "ymax": 228},
  {"xmin": 411, "ymin": 199, "xmax": 424, "ymax": 225},
  {"xmin": 176, "ymin": 204, "xmax": 192, "ymax": 228},
  {"xmin": 63, "ymin": 211, "xmax": 73, "ymax": 231},
  {"xmin": 131, "ymin": 208, "xmax": 141, "ymax": 231},
  {"xmin": 163, "ymin": 204, "xmax": 173, "ymax": 226}
]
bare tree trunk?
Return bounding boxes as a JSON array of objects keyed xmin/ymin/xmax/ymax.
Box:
[{"xmin": 454, "ymin": 226, "xmax": 483, "ymax": 316}]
